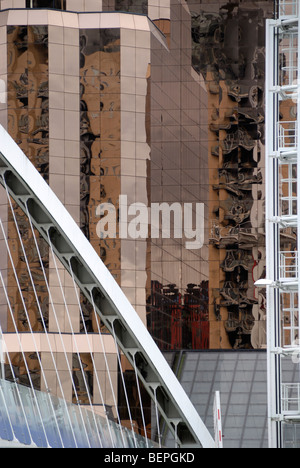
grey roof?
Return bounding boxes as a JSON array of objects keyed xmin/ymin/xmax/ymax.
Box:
[{"xmin": 164, "ymin": 350, "xmax": 268, "ymax": 449}]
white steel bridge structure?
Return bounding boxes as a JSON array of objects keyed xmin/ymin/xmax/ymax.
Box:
[{"xmin": 0, "ymin": 124, "xmax": 216, "ymax": 449}]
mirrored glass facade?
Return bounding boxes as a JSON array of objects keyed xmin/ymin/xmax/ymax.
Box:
[
  {"xmin": 146, "ymin": 0, "xmax": 275, "ymax": 352},
  {"xmin": 185, "ymin": 0, "xmax": 274, "ymax": 350},
  {"xmin": 0, "ymin": 0, "xmax": 276, "ymax": 363}
]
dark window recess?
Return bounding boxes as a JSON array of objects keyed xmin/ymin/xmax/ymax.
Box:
[{"xmin": 26, "ymin": 0, "xmax": 66, "ymax": 9}]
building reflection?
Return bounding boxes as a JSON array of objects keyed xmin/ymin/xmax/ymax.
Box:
[
  {"xmin": 190, "ymin": 1, "xmax": 272, "ymax": 349},
  {"xmin": 147, "ymin": 0, "xmax": 274, "ymax": 351},
  {"xmin": 147, "ymin": 281, "xmax": 209, "ymax": 350}
]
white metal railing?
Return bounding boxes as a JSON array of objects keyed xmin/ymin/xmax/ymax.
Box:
[
  {"xmin": 279, "ymin": 163, "xmax": 297, "ymax": 217},
  {"xmin": 266, "ymin": 6, "xmax": 300, "ymax": 448},
  {"xmin": 280, "ymin": 194, "xmax": 297, "ymax": 218},
  {"xmin": 282, "ymin": 423, "xmax": 300, "ymax": 448},
  {"xmin": 278, "ymin": 122, "xmax": 298, "ymax": 150},
  {"xmin": 278, "ymin": 0, "xmax": 298, "ymax": 18},
  {"xmin": 280, "ymin": 64, "xmax": 298, "ymax": 89},
  {"xmin": 279, "ymin": 250, "xmax": 298, "ymax": 280},
  {"xmin": 281, "ymin": 292, "xmax": 299, "ymax": 347},
  {"xmin": 282, "ymin": 383, "xmax": 300, "ymax": 415},
  {"xmin": 279, "ymin": 34, "xmax": 298, "ymax": 87}
]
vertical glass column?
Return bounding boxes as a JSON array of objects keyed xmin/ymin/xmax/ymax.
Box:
[{"xmin": 266, "ymin": 0, "xmax": 300, "ymax": 448}]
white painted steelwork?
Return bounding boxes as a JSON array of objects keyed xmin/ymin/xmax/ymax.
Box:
[
  {"xmin": 0, "ymin": 125, "xmax": 214, "ymax": 448},
  {"xmin": 213, "ymin": 391, "xmax": 223, "ymax": 449},
  {"xmin": 265, "ymin": 0, "xmax": 300, "ymax": 448}
]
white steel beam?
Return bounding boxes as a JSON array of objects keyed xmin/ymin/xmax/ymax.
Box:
[{"xmin": 266, "ymin": 18, "xmax": 282, "ymax": 447}]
